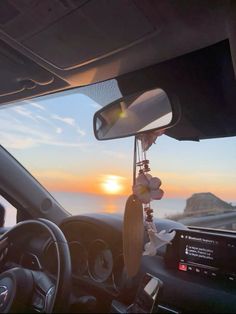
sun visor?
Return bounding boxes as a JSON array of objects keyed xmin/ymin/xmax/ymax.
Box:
[{"xmin": 0, "ymin": 39, "xmax": 68, "ymax": 106}]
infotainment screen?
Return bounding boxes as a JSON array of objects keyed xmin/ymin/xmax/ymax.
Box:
[
  {"xmin": 179, "ymin": 233, "xmax": 220, "ymax": 269},
  {"xmin": 166, "ymin": 230, "xmax": 236, "ymax": 282}
]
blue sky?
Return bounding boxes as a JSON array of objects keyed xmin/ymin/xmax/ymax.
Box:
[{"xmin": 0, "ymin": 88, "xmax": 235, "ymax": 202}]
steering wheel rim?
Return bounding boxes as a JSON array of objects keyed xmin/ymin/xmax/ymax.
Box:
[{"xmin": 0, "ymin": 218, "xmax": 71, "ymax": 313}]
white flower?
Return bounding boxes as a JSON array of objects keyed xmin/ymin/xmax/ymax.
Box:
[
  {"xmin": 143, "ymin": 222, "xmax": 176, "ymax": 256},
  {"xmin": 133, "ymin": 173, "xmax": 164, "ymax": 204}
]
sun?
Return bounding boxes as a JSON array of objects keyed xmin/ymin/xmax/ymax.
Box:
[{"xmin": 102, "ymin": 176, "xmax": 123, "ymax": 194}]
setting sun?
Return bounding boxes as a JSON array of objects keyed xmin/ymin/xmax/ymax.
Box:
[{"xmin": 101, "ymin": 175, "xmax": 123, "ymax": 194}]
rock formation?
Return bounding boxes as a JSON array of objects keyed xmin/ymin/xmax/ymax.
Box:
[{"xmin": 184, "ymin": 192, "xmax": 235, "ymax": 214}]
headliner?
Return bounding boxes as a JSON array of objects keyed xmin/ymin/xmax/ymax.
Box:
[{"xmin": 0, "ymin": 1, "xmax": 235, "ymax": 141}]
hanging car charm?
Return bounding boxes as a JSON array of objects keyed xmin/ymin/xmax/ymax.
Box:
[
  {"xmin": 134, "ymin": 134, "xmax": 176, "ymax": 256},
  {"xmin": 123, "ymin": 131, "xmax": 176, "ymax": 277}
]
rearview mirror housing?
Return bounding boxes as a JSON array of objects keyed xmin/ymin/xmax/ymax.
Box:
[{"xmin": 93, "ymin": 88, "xmax": 179, "ymax": 140}]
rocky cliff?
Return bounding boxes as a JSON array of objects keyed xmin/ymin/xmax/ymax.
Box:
[{"xmin": 184, "ymin": 192, "xmax": 235, "ymax": 214}]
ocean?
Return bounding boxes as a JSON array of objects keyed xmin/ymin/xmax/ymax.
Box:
[
  {"xmin": 2, "ymin": 191, "xmax": 236, "ymax": 228},
  {"xmin": 52, "ymin": 192, "xmax": 186, "ymax": 219},
  {"xmin": 0, "ymin": 192, "xmax": 186, "ymax": 227}
]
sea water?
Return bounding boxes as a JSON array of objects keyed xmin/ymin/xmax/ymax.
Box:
[
  {"xmin": 0, "ymin": 192, "xmax": 186, "ymax": 227},
  {"xmin": 52, "ymin": 192, "xmax": 186, "ymax": 219}
]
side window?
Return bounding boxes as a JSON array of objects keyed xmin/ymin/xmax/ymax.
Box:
[{"xmin": 0, "ymin": 196, "xmax": 17, "ymax": 227}]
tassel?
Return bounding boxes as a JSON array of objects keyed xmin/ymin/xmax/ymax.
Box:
[{"xmin": 123, "ymin": 195, "xmax": 144, "ymax": 278}]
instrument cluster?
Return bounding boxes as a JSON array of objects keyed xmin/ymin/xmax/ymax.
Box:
[{"xmin": 68, "ymin": 238, "xmax": 126, "ymax": 293}]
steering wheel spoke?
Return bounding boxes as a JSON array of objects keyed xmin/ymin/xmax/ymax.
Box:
[{"xmin": 31, "ymin": 271, "xmax": 56, "ymax": 313}]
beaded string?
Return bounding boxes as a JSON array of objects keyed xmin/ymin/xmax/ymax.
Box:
[{"xmin": 134, "ymin": 137, "xmax": 154, "ymax": 224}]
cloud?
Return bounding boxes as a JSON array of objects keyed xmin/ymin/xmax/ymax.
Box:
[
  {"xmin": 0, "ymin": 132, "xmax": 36, "ymax": 149},
  {"xmin": 0, "ymin": 130, "xmax": 89, "ymax": 150},
  {"xmin": 36, "ymin": 115, "xmax": 49, "ymax": 122},
  {"xmin": 102, "ymin": 150, "xmax": 126, "ymax": 159},
  {"xmin": 51, "ymin": 114, "xmax": 75, "ymax": 126},
  {"xmin": 33, "ymin": 170, "xmax": 79, "ymax": 180},
  {"xmin": 76, "ymin": 127, "xmax": 86, "ymax": 136},
  {"xmin": 0, "ymin": 116, "xmax": 88, "ymax": 150},
  {"xmin": 89, "ymin": 103, "xmax": 101, "ymax": 109},
  {"xmin": 36, "ymin": 139, "xmax": 89, "ymax": 148},
  {"xmin": 51, "ymin": 114, "xmax": 85, "ymax": 136},
  {"xmin": 0, "ymin": 118, "xmax": 49, "ymax": 139},
  {"xmin": 25, "ymin": 101, "xmax": 45, "ymax": 111},
  {"xmin": 0, "ymin": 104, "xmax": 88, "ymax": 150},
  {"xmin": 100, "ymin": 174, "xmax": 127, "ymax": 181},
  {"xmin": 12, "ymin": 106, "xmax": 36, "ymax": 121},
  {"xmin": 36, "ymin": 115, "xmax": 60, "ymax": 132},
  {"xmin": 56, "ymin": 127, "xmax": 63, "ymax": 134}
]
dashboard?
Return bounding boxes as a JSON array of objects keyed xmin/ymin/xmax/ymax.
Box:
[
  {"xmin": 59, "ymin": 215, "xmax": 236, "ymax": 313},
  {"xmin": 59, "ymin": 215, "xmax": 128, "ymax": 298},
  {"xmin": 3, "ymin": 214, "xmax": 236, "ymax": 313}
]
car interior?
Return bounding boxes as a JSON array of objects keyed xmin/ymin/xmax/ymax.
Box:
[{"xmin": 0, "ymin": 1, "xmax": 236, "ymax": 313}]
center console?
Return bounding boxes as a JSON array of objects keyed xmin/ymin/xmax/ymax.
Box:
[{"xmin": 111, "ymin": 273, "xmax": 163, "ymax": 313}]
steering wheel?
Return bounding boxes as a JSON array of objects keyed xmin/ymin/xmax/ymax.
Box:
[{"xmin": 0, "ymin": 219, "xmax": 71, "ymax": 313}]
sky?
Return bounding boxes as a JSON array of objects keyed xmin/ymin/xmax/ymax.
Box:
[{"xmin": 0, "ymin": 88, "xmax": 235, "ymax": 203}]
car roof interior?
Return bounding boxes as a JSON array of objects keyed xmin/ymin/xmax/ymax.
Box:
[{"xmin": 0, "ymin": 0, "xmax": 236, "ymax": 140}]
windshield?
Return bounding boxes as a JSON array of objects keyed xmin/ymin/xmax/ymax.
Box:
[{"xmin": 0, "ymin": 87, "xmax": 235, "ymax": 231}]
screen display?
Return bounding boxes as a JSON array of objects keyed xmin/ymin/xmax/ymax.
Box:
[
  {"xmin": 128, "ymin": 273, "xmax": 162, "ymax": 313},
  {"xmin": 174, "ymin": 230, "xmax": 236, "ymax": 279},
  {"xmin": 179, "ymin": 233, "xmax": 220, "ymax": 268}
]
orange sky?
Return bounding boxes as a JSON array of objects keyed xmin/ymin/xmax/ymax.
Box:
[
  {"xmin": 33, "ymin": 170, "xmax": 131, "ymax": 195},
  {"xmin": 33, "ymin": 169, "xmax": 235, "ymax": 201}
]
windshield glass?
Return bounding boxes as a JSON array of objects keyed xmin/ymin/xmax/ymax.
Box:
[{"xmin": 0, "ymin": 87, "xmax": 235, "ymax": 231}]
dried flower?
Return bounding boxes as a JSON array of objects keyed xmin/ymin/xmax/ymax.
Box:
[{"xmin": 133, "ymin": 173, "xmax": 164, "ymax": 204}]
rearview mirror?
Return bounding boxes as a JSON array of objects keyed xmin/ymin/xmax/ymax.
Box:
[{"xmin": 93, "ymin": 88, "xmax": 176, "ymax": 140}]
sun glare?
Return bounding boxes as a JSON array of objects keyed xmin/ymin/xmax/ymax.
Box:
[{"xmin": 102, "ymin": 176, "xmax": 123, "ymax": 194}]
